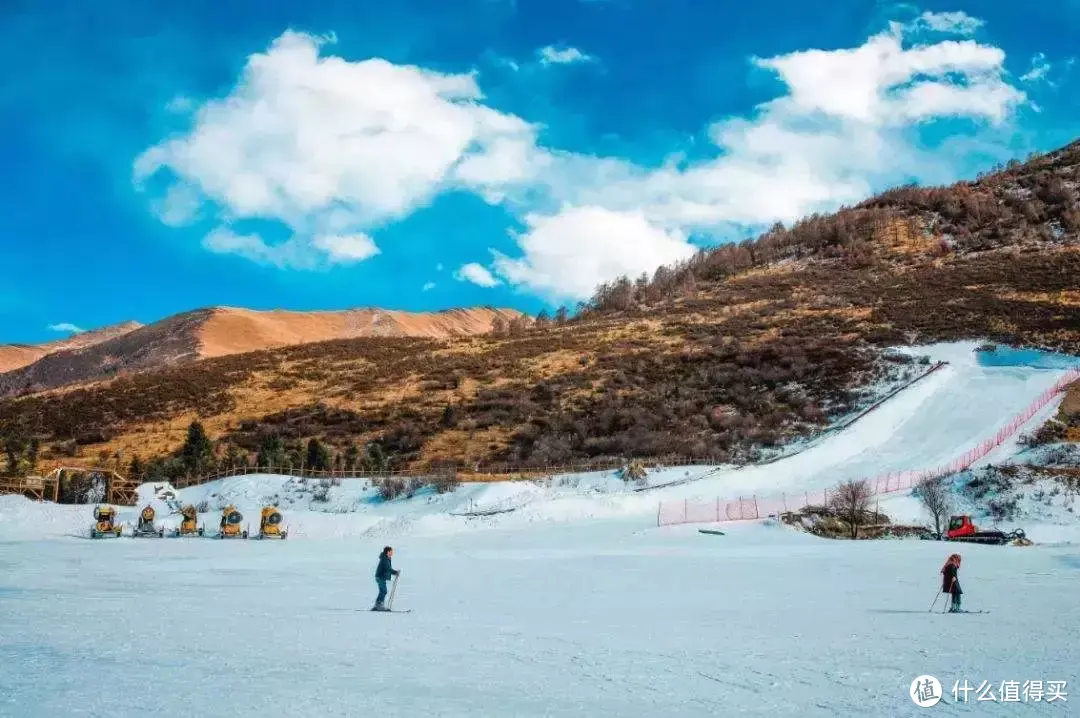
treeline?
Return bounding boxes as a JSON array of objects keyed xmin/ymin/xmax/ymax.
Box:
[
  {"xmin": 584, "ymin": 143, "xmax": 1080, "ymax": 314},
  {"xmin": 583, "ymin": 209, "xmax": 904, "ymax": 313},
  {"xmin": 0, "ymin": 423, "xmax": 41, "ymax": 476},
  {"xmin": 123, "ymin": 421, "xmax": 407, "ymax": 484}
]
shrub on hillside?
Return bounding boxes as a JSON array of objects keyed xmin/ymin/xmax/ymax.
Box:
[
  {"xmin": 432, "ymin": 471, "xmax": 461, "ymax": 494},
  {"xmin": 377, "ymin": 478, "xmax": 406, "ymax": 501}
]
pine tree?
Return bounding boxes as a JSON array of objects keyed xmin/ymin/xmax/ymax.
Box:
[
  {"xmin": 257, "ymin": 433, "xmax": 285, "ymax": 470},
  {"xmin": 223, "ymin": 443, "xmax": 243, "ymax": 470},
  {"xmin": 128, "ymin": 456, "xmax": 144, "ymax": 482},
  {"xmin": 305, "ymin": 437, "xmax": 331, "ymax": 471},
  {"xmin": 27, "ymin": 438, "xmax": 40, "ymax": 471},
  {"xmin": 364, "ymin": 442, "xmax": 389, "ymax": 472},
  {"xmin": 344, "ymin": 444, "xmax": 361, "ymax": 472},
  {"xmin": 178, "ymin": 421, "xmax": 215, "ymax": 477}
]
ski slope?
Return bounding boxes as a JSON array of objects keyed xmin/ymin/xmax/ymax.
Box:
[
  {"xmin": 2, "ymin": 518, "xmax": 1078, "ymax": 716},
  {"xmin": 1, "ymin": 341, "xmax": 1079, "ymax": 716}
]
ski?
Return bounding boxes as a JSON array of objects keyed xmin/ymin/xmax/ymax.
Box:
[
  {"xmin": 945, "ymin": 610, "xmax": 989, "ymax": 614},
  {"xmin": 698, "ymin": 529, "xmax": 726, "ymax": 536}
]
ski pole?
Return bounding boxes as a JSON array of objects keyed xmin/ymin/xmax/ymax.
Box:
[
  {"xmin": 388, "ymin": 571, "xmax": 401, "ymax": 611},
  {"xmin": 928, "ymin": 589, "xmax": 940, "ymax": 613}
]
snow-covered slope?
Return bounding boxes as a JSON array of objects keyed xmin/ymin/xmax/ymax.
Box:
[
  {"xmin": 2, "ymin": 341, "xmax": 1077, "ymax": 542},
  {"xmin": 2, "ymin": 341, "xmax": 1079, "ymax": 716},
  {"xmin": 2, "ymin": 516, "xmax": 1078, "ymax": 716}
]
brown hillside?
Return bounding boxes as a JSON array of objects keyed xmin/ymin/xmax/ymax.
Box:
[
  {"xmin": 0, "ymin": 307, "xmax": 522, "ymax": 398},
  {"xmin": 2, "ymin": 139, "xmax": 1080, "ymax": 480},
  {"xmin": 0, "ymin": 346, "xmax": 46, "ymax": 375},
  {"xmin": 198, "ymin": 307, "xmax": 523, "ymax": 358},
  {"xmin": 0, "ymin": 321, "xmax": 142, "ymax": 373}
]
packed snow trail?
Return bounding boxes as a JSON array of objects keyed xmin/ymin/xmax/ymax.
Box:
[
  {"xmin": 1, "ymin": 520, "xmax": 1077, "ymax": 716},
  {"xmin": 649, "ymin": 342, "xmax": 1077, "ymax": 505}
]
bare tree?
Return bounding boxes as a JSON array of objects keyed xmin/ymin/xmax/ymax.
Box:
[
  {"xmin": 619, "ymin": 459, "xmax": 648, "ymax": 486},
  {"xmin": 916, "ymin": 477, "xmax": 953, "ymax": 538},
  {"xmin": 829, "ymin": 479, "xmax": 872, "ymax": 539}
]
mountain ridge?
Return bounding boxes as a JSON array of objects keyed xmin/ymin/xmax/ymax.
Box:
[
  {"xmin": 1, "ymin": 139, "xmax": 1079, "ymax": 477},
  {"xmin": 0, "ymin": 306, "xmax": 525, "ymax": 397}
]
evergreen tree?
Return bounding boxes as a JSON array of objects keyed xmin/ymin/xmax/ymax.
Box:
[
  {"xmin": 286, "ymin": 447, "xmax": 303, "ymax": 474},
  {"xmin": 305, "ymin": 437, "xmax": 332, "ymax": 471},
  {"xmin": 1, "ymin": 427, "xmax": 28, "ymax": 476},
  {"xmin": 128, "ymin": 456, "xmax": 144, "ymax": 482},
  {"xmin": 178, "ymin": 420, "xmax": 215, "ymax": 477},
  {"xmin": 257, "ymin": 433, "xmax": 285, "ymax": 470},
  {"xmin": 343, "ymin": 444, "xmax": 361, "ymax": 472},
  {"xmin": 223, "ymin": 443, "xmax": 243, "ymax": 470},
  {"xmin": 27, "ymin": 438, "xmax": 40, "ymax": 471},
  {"xmin": 364, "ymin": 442, "xmax": 389, "ymax": 472}
]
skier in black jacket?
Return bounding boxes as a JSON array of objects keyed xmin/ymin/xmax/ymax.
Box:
[
  {"xmin": 373, "ymin": 546, "xmax": 400, "ymax": 611},
  {"xmin": 941, "ymin": 553, "xmax": 962, "ymax": 612}
]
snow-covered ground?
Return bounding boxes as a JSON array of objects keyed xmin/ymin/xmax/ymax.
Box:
[
  {"xmin": 2, "ymin": 341, "xmax": 1079, "ymax": 716},
  {"xmin": 2, "ymin": 519, "xmax": 1078, "ymax": 716}
]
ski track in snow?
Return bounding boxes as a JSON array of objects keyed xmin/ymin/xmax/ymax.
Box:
[{"xmin": 1, "ymin": 341, "xmax": 1079, "ymax": 716}]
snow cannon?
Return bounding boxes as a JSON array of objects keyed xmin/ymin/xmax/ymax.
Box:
[
  {"xmin": 945, "ymin": 515, "xmax": 1027, "ymax": 546},
  {"xmin": 132, "ymin": 505, "xmax": 165, "ymax": 538},
  {"xmin": 172, "ymin": 504, "xmax": 204, "ymax": 537},
  {"xmin": 217, "ymin": 505, "xmax": 248, "ymax": 539},
  {"xmin": 254, "ymin": 506, "xmax": 287, "ymax": 540},
  {"xmin": 90, "ymin": 506, "xmax": 123, "ymax": 539}
]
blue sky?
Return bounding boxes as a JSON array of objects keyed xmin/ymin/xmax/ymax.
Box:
[{"xmin": 1, "ymin": 0, "xmax": 1077, "ymax": 343}]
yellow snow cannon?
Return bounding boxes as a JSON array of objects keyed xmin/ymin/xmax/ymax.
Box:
[
  {"xmin": 172, "ymin": 504, "xmax": 204, "ymax": 537},
  {"xmin": 132, "ymin": 505, "xmax": 165, "ymax": 538},
  {"xmin": 255, "ymin": 506, "xmax": 288, "ymax": 540},
  {"xmin": 217, "ymin": 505, "xmax": 248, "ymax": 539},
  {"xmin": 90, "ymin": 506, "xmax": 123, "ymax": 539}
]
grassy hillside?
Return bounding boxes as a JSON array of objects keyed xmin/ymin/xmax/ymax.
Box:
[{"xmin": 2, "ymin": 141, "xmax": 1080, "ymax": 481}]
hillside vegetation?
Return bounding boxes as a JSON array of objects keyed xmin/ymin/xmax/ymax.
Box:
[
  {"xmin": 2, "ymin": 140, "xmax": 1080, "ymax": 482},
  {"xmin": 0, "ymin": 307, "xmax": 523, "ymax": 397}
]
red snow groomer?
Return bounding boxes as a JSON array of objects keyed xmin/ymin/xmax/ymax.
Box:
[{"xmin": 945, "ymin": 515, "xmax": 1027, "ymax": 545}]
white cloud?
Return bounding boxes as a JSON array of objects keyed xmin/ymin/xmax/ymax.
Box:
[
  {"xmin": 311, "ymin": 233, "xmax": 380, "ymax": 263},
  {"xmin": 422, "ymin": 281, "xmax": 436, "ymax": 291},
  {"xmin": 454, "ymin": 262, "xmax": 501, "ymax": 287},
  {"xmin": 1021, "ymin": 52, "xmax": 1052, "ymax": 83},
  {"xmin": 538, "ymin": 45, "xmax": 594, "ymax": 66},
  {"xmin": 751, "ymin": 29, "xmax": 1019, "ymax": 125},
  {"xmin": 139, "ymin": 17, "xmax": 1030, "ymax": 301},
  {"xmin": 909, "ymin": 11, "xmax": 984, "ymax": 36},
  {"xmin": 492, "ymin": 207, "xmax": 696, "ymax": 300},
  {"xmin": 135, "ymin": 31, "xmax": 541, "ymax": 268},
  {"xmin": 468, "ymin": 19, "xmax": 1027, "ymax": 298},
  {"xmin": 47, "ymin": 323, "xmax": 85, "ymax": 334}
]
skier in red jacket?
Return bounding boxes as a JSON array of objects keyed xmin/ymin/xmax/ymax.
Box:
[{"xmin": 941, "ymin": 553, "xmax": 963, "ymax": 612}]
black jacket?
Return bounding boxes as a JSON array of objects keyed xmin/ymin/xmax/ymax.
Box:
[
  {"xmin": 376, "ymin": 552, "xmax": 398, "ymax": 581},
  {"xmin": 942, "ymin": 564, "xmax": 962, "ymax": 595}
]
